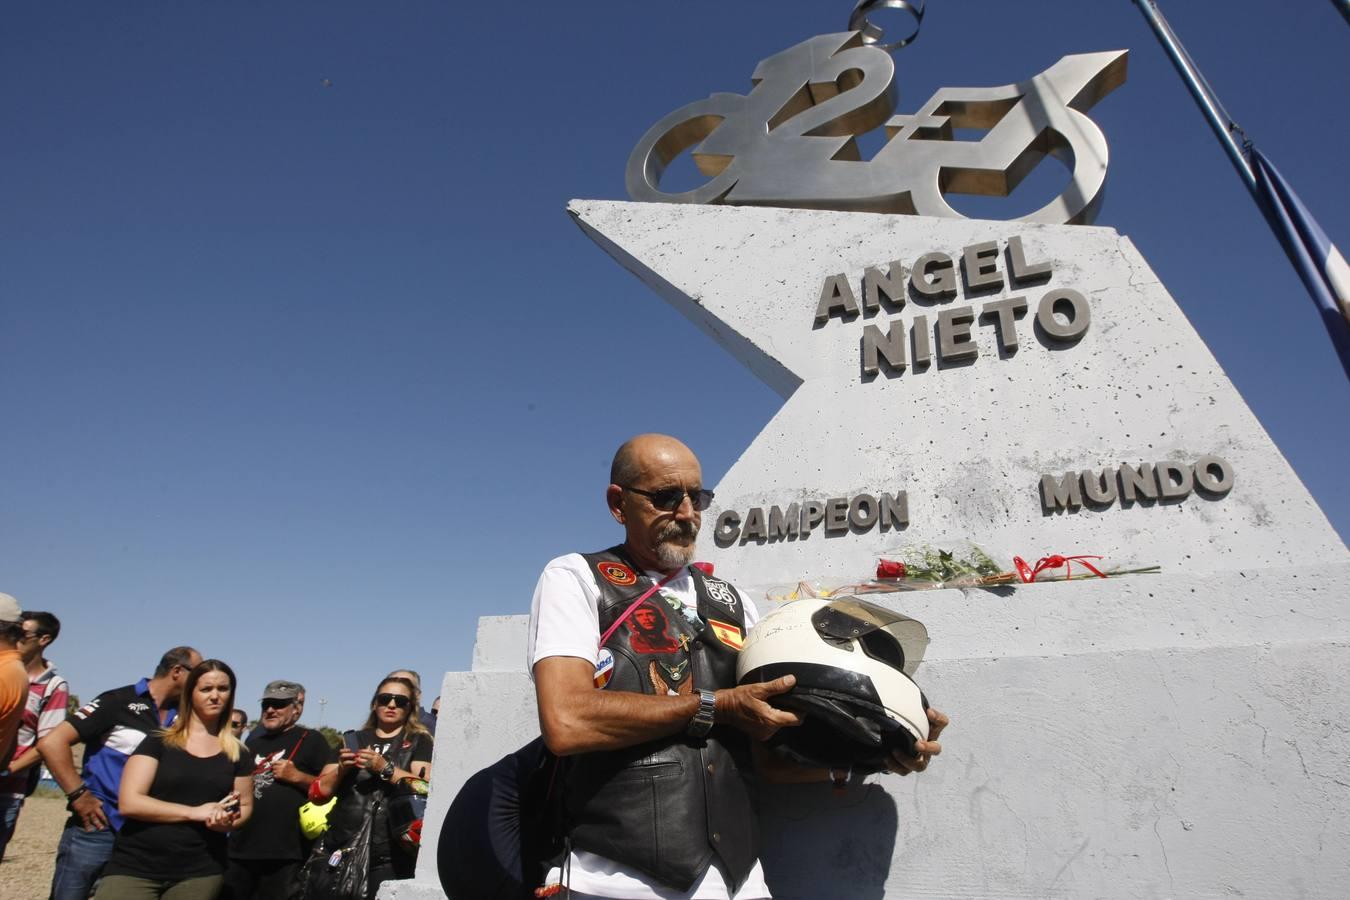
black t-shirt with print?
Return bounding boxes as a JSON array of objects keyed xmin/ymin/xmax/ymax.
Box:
[
  {"xmin": 103, "ymin": 734, "xmax": 254, "ymax": 881},
  {"xmin": 230, "ymin": 726, "xmax": 338, "ymax": 861}
]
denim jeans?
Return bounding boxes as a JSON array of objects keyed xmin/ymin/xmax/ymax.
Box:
[
  {"xmin": 50, "ymin": 824, "xmax": 117, "ymax": 900},
  {"xmin": 0, "ymin": 794, "xmax": 23, "ymax": 861}
]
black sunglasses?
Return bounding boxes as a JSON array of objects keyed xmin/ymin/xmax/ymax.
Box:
[
  {"xmin": 261, "ymin": 699, "xmax": 294, "ymax": 711},
  {"xmin": 375, "ymin": 693, "xmax": 411, "ymax": 710},
  {"xmin": 621, "ymin": 485, "xmax": 715, "ymax": 512}
]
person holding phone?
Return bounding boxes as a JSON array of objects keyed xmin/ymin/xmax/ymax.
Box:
[
  {"xmin": 308, "ymin": 675, "xmax": 433, "ymax": 898},
  {"xmin": 94, "ymin": 659, "xmax": 254, "ymax": 900}
]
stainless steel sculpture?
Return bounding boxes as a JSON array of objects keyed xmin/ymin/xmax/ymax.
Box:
[
  {"xmin": 848, "ymin": 0, "xmax": 925, "ymax": 52},
  {"xmin": 626, "ymin": 31, "xmax": 1127, "ymax": 225}
]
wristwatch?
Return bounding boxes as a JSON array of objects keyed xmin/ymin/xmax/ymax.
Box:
[
  {"xmin": 687, "ymin": 689, "xmax": 716, "ymax": 738},
  {"xmin": 379, "ymin": 762, "xmax": 395, "ymax": 781}
]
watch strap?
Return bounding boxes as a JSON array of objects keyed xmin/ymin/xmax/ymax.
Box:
[{"xmin": 687, "ymin": 689, "xmax": 716, "ymax": 737}]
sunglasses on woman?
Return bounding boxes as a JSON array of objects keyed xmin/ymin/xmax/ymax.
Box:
[
  {"xmin": 376, "ymin": 693, "xmax": 412, "ymax": 709},
  {"xmin": 621, "ymin": 485, "xmax": 715, "ymax": 512}
]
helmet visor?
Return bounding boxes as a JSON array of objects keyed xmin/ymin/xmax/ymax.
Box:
[{"xmin": 811, "ymin": 597, "xmax": 930, "ymax": 675}]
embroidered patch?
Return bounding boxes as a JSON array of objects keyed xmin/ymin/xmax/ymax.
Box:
[
  {"xmin": 648, "ymin": 660, "xmax": 694, "ymax": 696},
  {"xmin": 703, "ymin": 579, "xmax": 739, "ymax": 612},
  {"xmin": 708, "ymin": 619, "xmax": 744, "ymax": 650},
  {"xmin": 627, "ymin": 603, "xmax": 680, "ymax": 654},
  {"xmin": 594, "ymin": 648, "xmax": 615, "ymax": 689},
  {"xmin": 597, "ymin": 561, "xmax": 637, "ymax": 586},
  {"xmin": 658, "ymin": 659, "xmax": 690, "ymax": 683}
]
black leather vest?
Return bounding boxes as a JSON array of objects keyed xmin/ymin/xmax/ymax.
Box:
[{"xmin": 564, "ymin": 547, "xmax": 758, "ymax": 892}]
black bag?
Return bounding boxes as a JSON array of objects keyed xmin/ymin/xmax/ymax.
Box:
[
  {"xmin": 300, "ymin": 804, "xmax": 376, "ymax": 900},
  {"xmin": 437, "ymin": 738, "xmax": 566, "ymax": 900}
]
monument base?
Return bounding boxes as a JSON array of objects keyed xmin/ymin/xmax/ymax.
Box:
[{"xmin": 384, "ymin": 560, "xmax": 1350, "ymax": 899}]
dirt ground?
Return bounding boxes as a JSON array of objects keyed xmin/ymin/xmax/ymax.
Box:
[{"xmin": 1, "ymin": 793, "xmax": 66, "ymax": 900}]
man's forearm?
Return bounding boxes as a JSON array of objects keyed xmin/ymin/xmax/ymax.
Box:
[
  {"xmin": 313, "ymin": 765, "xmax": 345, "ymax": 799},
  {"xmin": 7, "ymin": 747, "xmax": 42, "ymax": 775},
  {"xmin": 38, "ymin": 733, "xmax": 84, "ymax": 794},
  {"xmin": 541, "ymin": 688, "xmax": 702, "ymax": 756},
  {"xmin": 279, "ymin": 770, "xmax": 317, "ymax": 789}
]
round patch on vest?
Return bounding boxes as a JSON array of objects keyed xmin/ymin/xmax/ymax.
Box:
[
  {"xmin": 597, "ymin": 561, "xmax": 637, "ymax": 586},
  {"xmin": 594, "ymin": 648, "xmax": 615, "ymax": 689}
]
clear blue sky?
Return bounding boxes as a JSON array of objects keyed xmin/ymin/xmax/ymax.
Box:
[{"xmin": 4, "ymin": 1, "xmax": 1346, "ymax": 727}]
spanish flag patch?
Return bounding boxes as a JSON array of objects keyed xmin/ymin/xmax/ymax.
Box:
[{"xmin": 707, "ymin": 619, "xmax": 744, "ymax": 650}]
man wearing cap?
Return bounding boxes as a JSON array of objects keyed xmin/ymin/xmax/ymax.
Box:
[
  {"xmin": 0, "ymin": 594, "xmax": 30, "ymax": 798},
  {"xmin": 224, "ymin": 680, "xmax": 337, "ymax": 900},
  {"xmin": 39, "ymin": 644, "xmax": 201, "ymax": 900}
]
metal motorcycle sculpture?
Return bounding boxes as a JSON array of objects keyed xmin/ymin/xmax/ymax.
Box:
[{"xmin": 626, "ymin": 31, "xmax": 1128, "ymax": 226}]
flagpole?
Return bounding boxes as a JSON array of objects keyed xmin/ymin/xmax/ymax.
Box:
[
  {"xmin": 1131, "ymin": 0, "xmax": 1255, "ymax": 195},
  {"xmin": 1133, "ymin": 0, "xmax": 1350, "ymax": 378}
]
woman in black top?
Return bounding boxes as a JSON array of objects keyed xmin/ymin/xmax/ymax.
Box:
[
  {"xmin": 310, "ymin": 675, "xmax": 433, "ymax": 899},
  {"xmin": 96, "ymin": 659, "xmax": 254, "ymax": 899}
]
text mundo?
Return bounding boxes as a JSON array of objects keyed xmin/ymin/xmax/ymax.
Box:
[
  {"xmin": 813, "ymin": 236, "xmax": 1088, "ymax": 379},
  {"xmin": 713, "ymin": 491, "xmax": 908, "ymax": 547},
  {"xmin": 1041, "ymin": 455, "xmax": 1234, "ymax": 513}
]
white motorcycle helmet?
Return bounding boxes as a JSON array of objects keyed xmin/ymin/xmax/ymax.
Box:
[{"xmin": 736, "ymin": 596, "xmax": 930, "ymax": 773}]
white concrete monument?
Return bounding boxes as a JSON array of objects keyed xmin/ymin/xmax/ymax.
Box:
[{"xmin": 385, "ymin": 18, "xmax": 1349, "ymax": 900}]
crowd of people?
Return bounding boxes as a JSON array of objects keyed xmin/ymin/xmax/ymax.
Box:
[
  {"xmin": 5, "ymin": 432, "xmax": 947, "ymax": 900},
  {"xmin": 0, "ymin": 592, "xmax": 436, "ymax": 900}
]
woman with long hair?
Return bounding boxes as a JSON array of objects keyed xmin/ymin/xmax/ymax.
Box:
[
  {"xmin": 96, "ymin": 659, "xmax": 254, "ymax": 899},
  {"xmin": 307, "ymin": 675, "xmax": 433, "ymax": 899}
]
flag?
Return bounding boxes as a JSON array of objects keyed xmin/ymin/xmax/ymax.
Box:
[
  {"xmin": 707, "ymin": 618, "xmax": 744, "ymax": 650},
  {"xmin": 1249, "ymin": 146, "xmax": 1350, "ymax": 379}
]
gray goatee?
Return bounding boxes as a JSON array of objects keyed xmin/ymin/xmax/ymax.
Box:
[{"xmin": 653, "ymin": 520, "xmax": 698, "ymax": 570}]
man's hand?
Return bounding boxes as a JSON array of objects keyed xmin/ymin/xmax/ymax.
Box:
[
  {"xmin": 270, "ymin": 758, "xmax": 302, "ymax": 785},
  {"xmin": 715, "ymin": 675, "xmax": 803, "ymax": 741},
  {"xmin": 888, "ymin": 706, "xmax": 949, "ymax": 776},
  {"xmin": 71, "ymin": 791, "xmax": 109, "ymax": 832}
]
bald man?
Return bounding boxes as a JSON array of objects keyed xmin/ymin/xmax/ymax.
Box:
[{"xmin": 527, "ymin": 434, "xmax": 803, "ymax": 900}]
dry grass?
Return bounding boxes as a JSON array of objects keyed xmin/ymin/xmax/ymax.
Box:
[{"xmin": 1, "ymin": 793, "xmax": 66, "ymax": 900}]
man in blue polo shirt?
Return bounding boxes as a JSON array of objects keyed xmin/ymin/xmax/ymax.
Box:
[{"xmin": 38, "ymin": 645, "xmax": 201, "ymax": 900}]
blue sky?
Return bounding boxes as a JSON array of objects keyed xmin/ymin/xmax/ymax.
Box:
[{"xmin": 4, "ymin": 1, "xmax": 1346, "ymax": 727}]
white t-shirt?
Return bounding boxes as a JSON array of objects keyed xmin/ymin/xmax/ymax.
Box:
[{"xmin": 527, "ymin": 553, "xmax": 770, "ymax": 900}]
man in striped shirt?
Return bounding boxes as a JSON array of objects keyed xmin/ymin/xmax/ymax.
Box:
[{"xmin": 0, "ymin": 609, "xmax": 69, "ymax": 861}]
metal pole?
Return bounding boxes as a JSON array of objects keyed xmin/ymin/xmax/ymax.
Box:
[
  {"xmin": 1132, "ymin": 0, "xmax": 1257, "ymax": 196},
  {"xmin": 1334, "ymin": 0, "xmax": 1350, "ymax": 27}
]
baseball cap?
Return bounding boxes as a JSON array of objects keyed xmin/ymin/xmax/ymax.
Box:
[
  {"xmin": 261, "ymin": 680, "xmax": 304, "ymax": 701},
  {"xmin": 0, "ymin": 593, "xmax": 21, "ymax": 625}
]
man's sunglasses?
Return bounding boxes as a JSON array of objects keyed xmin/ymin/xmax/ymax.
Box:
[
  {"xmin": 375, "ymin": 693, "xmax": 411, "ymax": 710},
  {"xmin": 621, "ymin": 485, "xmax": 715, "ymax": 512},
  {"xmin": 261, "ymin": 699, "xmax": 294, "ymax": 711}
]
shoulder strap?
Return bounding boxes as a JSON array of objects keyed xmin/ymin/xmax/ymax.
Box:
[
  {"xmin": 598, "ymin": 567, "xmax": 684, "ymax": 647},
  {"xmin": 287, "ymin": 730, "xmax": 306, "ymax": 760}
]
